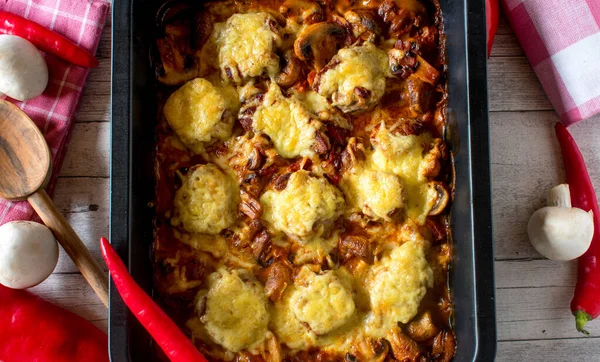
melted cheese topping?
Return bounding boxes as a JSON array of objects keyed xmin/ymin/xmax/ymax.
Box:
[
  {"xmin": 260, "ymin": 170, "xmax": 345, "ymax": 239},
  {"xmin": 157, "ymin": 4, "xmax": 450, "ymax": 359},
  {"xmin": 340, "ymin": 166, "xmax": 405, "ymax": 221},
  {"xmin": 370, "ymin": 125, "xmax": 439, "ymax": 224},
  {"xmin": 290, "ymin": 267, "xmax": 356, "ymax": 335},
  {"xmin": 209, "ymin": 12, "xmax": 282, "ymax": 83},
  {"xmin": 163, "ymin": 78, "xmax": 240, "ymax": 153},
  {"xmin": 315, "ymin": 42, "xmax": 389, "ymax": 113},
  {"xmin": 366, "ymin": 240, "xmax": 433, "ymax": 334},
  {"xmin": 270, "ymin": 286, "xmax": 317, "ymax": 350},
  {"xmin": 253, "ymin": 83, "xmax": 320, "ymax": 158},
  {"xmin": 201, "ymin": 268, "xmax": 270, "ymax": 352},
  {"xmin": 171, "ymin": 164, "xmax": 238, "ymax": 234}
]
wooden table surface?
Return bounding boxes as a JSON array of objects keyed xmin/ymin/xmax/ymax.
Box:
[{"xmin": 31, "ymin": 11, "xmax": 600, "ymax": 361}]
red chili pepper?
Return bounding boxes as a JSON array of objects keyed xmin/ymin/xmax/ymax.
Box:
[
  {"xmin": 555, "ymin": 123, "xmax": 600, "ymax": 335},
  {"xmin": 0, "ymin": 11, "xmax": 99, "ymax": 68},
  {"xmin": 100, "ymin": 237, "xmax": 208, "ymax": 362},
  {"xmin": 486, "ymin": 0, "xmax": 499, "ymax": 58},
  {"xmin": 0, "ymin": 284, "xmax": 108, "ymax": 362}
]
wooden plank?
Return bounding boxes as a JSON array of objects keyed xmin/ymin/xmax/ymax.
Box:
[
  {"xmin": 490, "ymin": 11, "xmax": 524, "ymax": 57},
  {"xmin": 87, "ymin": 60, "xmax": 112, "ymax": 84},
  {"xmin": 488, "ymin": 57, "xmax": 552, "ymax": 112},
  {"xmin": 497, "ymin": 338, "xmax": 600, "ymax": 361},
  {"xmin": 497, "ymin": 13, "xmax": 513, "ymax": 35},
  {"xmin": 96, "ymin": 21, "xmax": 112, "ymax": 60},
  {"xmin": 61, "ymin": 123, "xmax": 110, "ymax": 177},
  {"xmin": 76, "ymin": 83, "xmax": 111, "ymax": 123},
  {"xmin": 495, "ymin": 286, "xmax": 600, "ymax": 340},
  {"xmin": 491, "ymin": 33, "xmax": 524, "ymax": 57},
  {"xmin": 52, "ymin": 177, "xmax": 109, "ymax": 273},
  {"xmin": 29, "ymin": 273, "xmax": 108, "ymax": 333},
  {"xmin": 495, "ymin": 259, "xmax": 577, "ymax": 289},
  {"xmin": 490, "ymin": 111, "xmax": 600, "ymax": 259}
]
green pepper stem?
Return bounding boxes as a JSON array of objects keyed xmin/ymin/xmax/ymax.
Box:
[{"xmin": 575, "ymin": 310, "xmax": 592, "ymax": 335}]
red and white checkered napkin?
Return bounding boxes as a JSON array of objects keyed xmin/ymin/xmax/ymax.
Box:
[
  {"xmin": 0, "ymin": 0, "xmax": 109, "ymax": 224},
  {"xmin": 501, "ymin": 0, "xmax": 600, "ymax": 126}
]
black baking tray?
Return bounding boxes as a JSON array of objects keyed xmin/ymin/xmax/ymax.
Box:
[{"xmin": 110, "ymin": 0, "xmax": 497, "ymax": 360}]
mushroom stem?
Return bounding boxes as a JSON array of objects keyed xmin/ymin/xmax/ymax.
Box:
[{"xmin": 547, "ymin": 184, "xmax": 571, "ymax": 208}]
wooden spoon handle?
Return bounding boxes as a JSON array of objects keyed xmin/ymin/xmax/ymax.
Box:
[{"xmin": 28, "ymin": 189, "xmax": 109, "ymax": 307}]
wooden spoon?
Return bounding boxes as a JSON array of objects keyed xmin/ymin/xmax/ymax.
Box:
[{"xmin": 0, "ymin": 100, "xmax": 108, "ymax": 307}]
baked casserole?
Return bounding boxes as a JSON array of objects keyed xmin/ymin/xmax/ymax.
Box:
[{"xmin": 152, "ymin": 0, "xmax": 454, "ymax": 360}]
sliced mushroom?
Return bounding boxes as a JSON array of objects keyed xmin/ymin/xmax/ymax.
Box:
[
  {"xmin": 276, "ymin": 50, "xmax": 305, "ymax": 88},
  {"xmin": 155, "ymin": 23, "xmax": 199, "ymax": 85},
  {"xmin": 388, "ymin": 47, "xmax": 418, "ymax": 79},
  {"xmin": 370, "ymin": 339, "xmax": 391, "ymax": 362},
  {"xmin": 265, "ymin": 261, "xmax": 292, "ymax": 302},
  {"xmin": 407, "ymin": 311, "xmax": 440, "ymax": 342},
  {"xmin": 339, "ymin": 235, "xmax": 372, "ymax": 263},
  {"xmin": 407, "ymin": 76, "xmax": 434, "ymax": 115},
  {"xmin": 378, "ymin": 0, "xmax": 423, "ymax": 38},
  {"xmin": 246, "ymin": 219, "xmax": 264, "ymax": 243},
  {"xmin": 279, "ymin": 0, "xmax": 323, "ymax": 24},
  {"xmin": 273, "ymin": 172, "xmax": 292, "ymax": 191},
  {"xmin": 428, "ymin": 181, "xmax": 450, "ymax": 216},
  {"xmin": 193, "ymin": 11, "xmax": 215, "ymax": 49},
  {"xmin": 239, "ymin": 190, "xmax": 263, "ymax": 219},
  {"xmin": 251, "ymin": 229, "xmax": 272, "ymax": 260},
  {"xmin": 247, "ymin": 147, "xmax": 264, "ymax": 170},
  {"xmin": 431, "ymin": 330, "xmax": 456, "ymax": 362},
  {"xmin": 387, "ymin": 327, "xmax": 423, "ymax": 361},
  {"xmin": 294, "ymin": 22, "xmax": 347, "ymax": 70},
  {"xmin": 340, "ymin": 137, "xmax": 366, "ymax": 171},
  {"xmin": 345, "ymin": 353, "xmax": 358, "ymax": 362},
  {"xmin": 344, "ymin": 9, "xmax": 383, "ymax": 41},
  {"xmin": 313, "ymin": 131, "xmax": 331, "ymax": 154}
]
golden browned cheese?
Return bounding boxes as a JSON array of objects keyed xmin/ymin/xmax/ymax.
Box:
[
  {"xmin": 163, "ymin": 78, "xmax": 240, "ymax": 153},
  {"xmin": 171, "ymin": 164, "xmax": 239, "ymax": 234},
  {"xmin": 261, "ymin": 170, "xmax": 346, "ymax": 239},
  {"xmin": 203, "ymin": 12, "xmax": 283, "ymax": 83},
  {"xmin": 367, "ymin": 239, "xmax": 434, "ymax": 328},
  {"xmin": 340, "ymin": 165, "xmax": 405, "ymax": 222},
  {"xmin": 196, "ymin": 268, "xmax": 270, "ymax": 352},
  {"xmin": 315, "ymin": 42, "xmax": 390, "ymax": 113},
  {"xmin": 370, "ymin": 125, "xmax": 442, "ymax": 224},
  {"xmin": 252, "ymin": 84, "xmax": 321, "ymax": 158},
  {"xmin": 153, "ymin": 0, "xmax": 453, "ymax": 361}
]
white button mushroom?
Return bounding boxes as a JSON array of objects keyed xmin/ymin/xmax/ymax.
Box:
[
  {"xmin": 0, "ymin": 35, "xmax": 49, "ymax": 101},
  {"xmin": 0, "ymin": 221, "xmax": 58, "ymax": 289},
  {"xmin": 528, "ymin": 184, "xmax": 594, "ymax": 261}
]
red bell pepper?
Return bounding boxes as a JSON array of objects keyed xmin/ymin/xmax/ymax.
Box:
[
  {"xmin": 100, "ymin": 237, "xmax": 208, "ymax": 362},
  {"xmin": 0, "ymin": 284, "xmax": 108, "ymax": 362},
  {"xmin": 486, "ymin": 0, "xmax": 499, "ymax": 58},
  {"xmin": 555, "ymin": 123, "xmax": 600, "ymax": 335},
  {"xmin": 0, "ymin": 11, "xmax": 99, "ymax": 68}
]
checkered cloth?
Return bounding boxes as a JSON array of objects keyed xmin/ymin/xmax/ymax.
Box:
[
  {"xmin": 0, "ymin": 0, "xmax": 109, "ymax": 224},
  {"xmin": 501, "ymin": 0, "xmax": 600, "ymax": 125}
]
